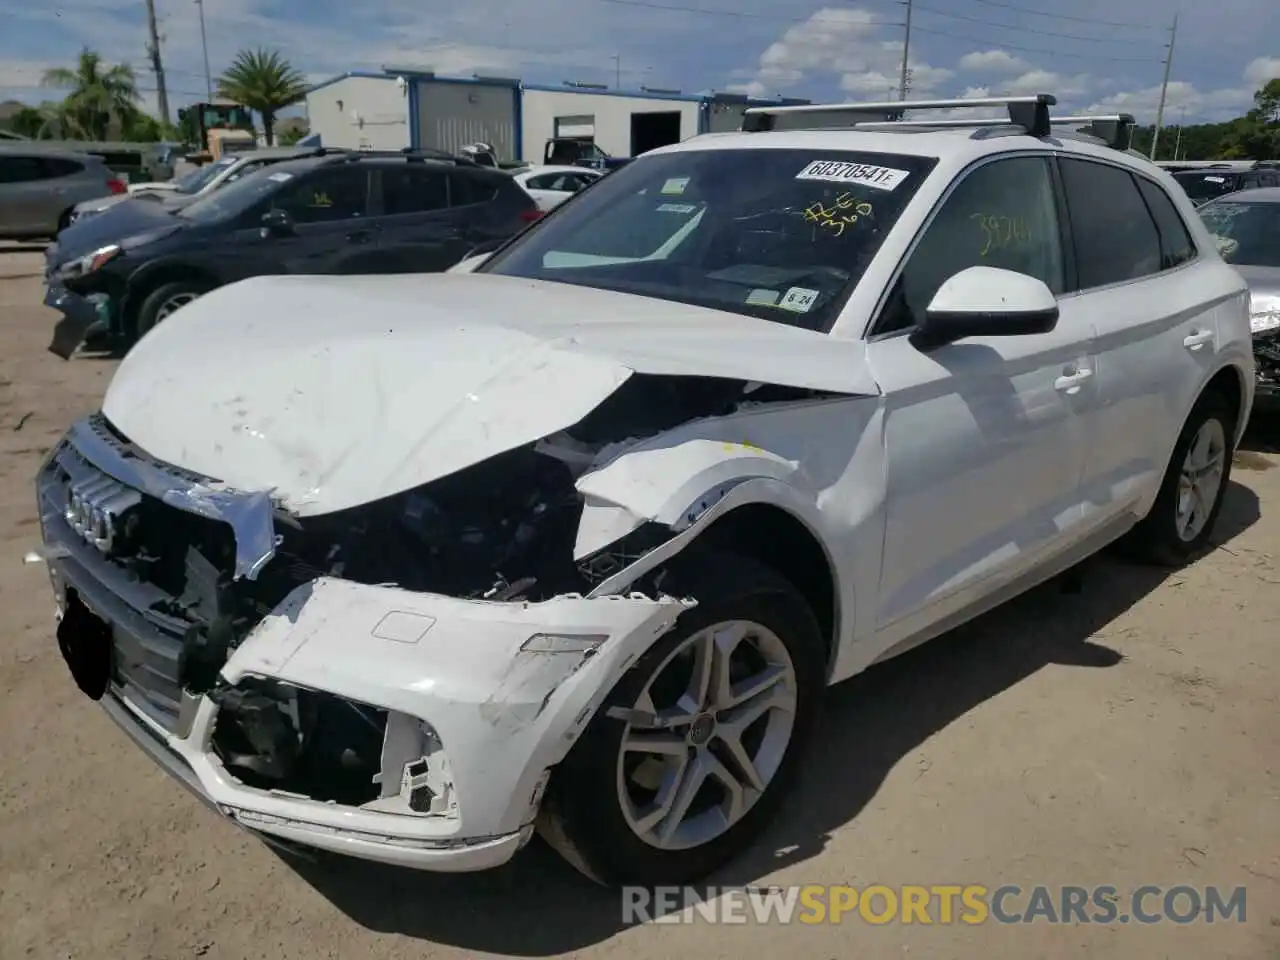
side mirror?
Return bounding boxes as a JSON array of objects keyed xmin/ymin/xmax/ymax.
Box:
[
  {"xmin": 260, "ymin": 208, "xmax": 294, "ymax": 236},
  {"xmin": 911, "ymin": 265, "xmax": 1058, "ymax": 350}
]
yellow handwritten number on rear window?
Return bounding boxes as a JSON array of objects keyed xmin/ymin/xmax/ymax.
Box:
[{"xmin": 311, "ymin": 191, "xmax": 332, "ymax": 208}]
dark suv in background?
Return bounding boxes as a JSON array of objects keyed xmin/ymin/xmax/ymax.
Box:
[{"xmin": 45, "ymin": 148, "xmax": 542, "ymax": 358}]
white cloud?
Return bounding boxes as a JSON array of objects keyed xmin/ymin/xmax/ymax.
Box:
[
  {"xmin": 1243, "ymin": 57, "xmax": 1280, "ymax": 88},
  {"xmin": 1085, "ymin": 80, "xmax": 1254, "ymax": 123},
  {"xmin": 729, "ymin": 7, "xmax": 951, "ymax": 102},
  {"xmin": 958, "ymin": 50, "xmax": 1030, "ymax": 74}
]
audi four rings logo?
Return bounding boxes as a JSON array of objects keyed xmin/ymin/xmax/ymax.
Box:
[{"xmin": 62, "ymin": 473, "xmax": 142, "ymax": 554}]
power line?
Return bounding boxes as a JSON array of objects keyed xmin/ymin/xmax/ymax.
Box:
[
  {"xmin": 954, "ymin": 0, "xmax": 1165, "ymax": 31},
  {"xmin": 593, "ymin": 0, "xmax": 900, "ymax": 26},
  {"xmin": 914, "ymin": 2, "xmax": 1165, "ymax": 47},
  {"xmin": 908, "ymin": 23, "xmax": 1164, "ymax": 63}
]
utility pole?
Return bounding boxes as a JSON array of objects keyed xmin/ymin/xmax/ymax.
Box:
[
  {"xmin": 1173, "ymin": 103, "xmax": 1187, "ymax": 160},
  {"xmin": 898, "ymin": 0, "xmax": 914, "ymax": 100},
  {"xmin": 195, "ymin": 0, "xmax": 213, "ymax": 100},
  {"xmin": 1150, "ymin": 12, "xmax": 1178, "ymax": 161},
  {"xmin": 144, "ymin": 0, "xmax": 171, "ymax": 125}
]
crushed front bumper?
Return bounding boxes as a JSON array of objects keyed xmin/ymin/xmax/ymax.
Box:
[
  {"xmin": 1253, "ymin": 332, "xmax": 1280, "ymax": 412},
  {"xmin": 36, "ymin": 421, "xmax": 690, "ymax": 871}
]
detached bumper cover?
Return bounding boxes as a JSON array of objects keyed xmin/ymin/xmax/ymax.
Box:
[{"xmin": 45, "ymin": 282, "xmax": 109, "ymax": 360}]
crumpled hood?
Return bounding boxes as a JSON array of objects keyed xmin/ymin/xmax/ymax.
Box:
[{"xmin": 102, "ymin": 273, "xmax": 879, "ymax": 515}]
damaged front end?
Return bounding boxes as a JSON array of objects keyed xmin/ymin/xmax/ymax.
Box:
[
  {"xmin": 34, "ymin": 373, "xmax": 830, "ymax": 869},
  {"xmin": 1254, "ymin": 327, "xmax": 1280, "ymax": 410}
]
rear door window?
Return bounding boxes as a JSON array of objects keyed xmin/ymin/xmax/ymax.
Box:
[
  {"xmin": 40, "ymin": 157, "xmax": 84, "ymax": 179},
  {"xmin": 1059, "ymin": 158, "xmax": 1163, "ymax": 289},
  {"xmin": 0, "ymin": 156, "xmax": 49, "ymax": 183},
  {"xmin": 380, "ymin": 165, "xmax": 449, "ymax": 214},
  {"xmin": 450, "ymin": 172, "xmax": 500, "ymax": 207}
]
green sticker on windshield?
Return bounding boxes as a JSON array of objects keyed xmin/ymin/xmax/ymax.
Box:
[
  {"xmin": 657, "ymin": 202, "xmax": 696, "ymax": 214},
  {"xmin": 745, "ymin": 288, "xmax": 780, "ymax": 306},
  {"xmin": 661, "ymin": 177, "xmax": 690, "ymax": 195}
]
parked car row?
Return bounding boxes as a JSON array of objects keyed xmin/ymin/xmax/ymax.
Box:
[
  {"xmin": 44, "ymin": 147, "xmax": 542, "ymax": 357},
  {"xmin": 0, "ymin": 146, "xmax": 127, "ymax": 239}
]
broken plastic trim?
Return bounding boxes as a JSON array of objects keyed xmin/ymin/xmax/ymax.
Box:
[{"xmin": 63, "ymin": 415, "xmax": 277, "ymax": 580}]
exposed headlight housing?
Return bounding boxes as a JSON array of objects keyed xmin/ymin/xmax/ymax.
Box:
[{"xmin": 56, "ymin": 244, "xmax": 120, "ymax": 280}]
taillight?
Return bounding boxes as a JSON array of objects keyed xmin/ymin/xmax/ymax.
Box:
[
  {"xmin": 107, "ymin": 178, "xmax": 127, "ymax": 195},
  {"xmin": 520, "ymin": 209, "xmax": 544, "ymax": 223}
]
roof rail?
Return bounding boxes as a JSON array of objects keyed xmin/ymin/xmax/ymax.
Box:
[
  {"xmin": 1049, "ymin": 114, "xmax": 1137, "ymax": 151},
  {"xmin": 742, "ymin": 94, "xmax": 1056, "ymax": 138},
  {"xmin": 322, "ymin": 146, "xmax": 479, "ymax": 166}
]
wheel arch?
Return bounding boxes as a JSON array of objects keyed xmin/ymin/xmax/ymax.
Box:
[{"xmin": 122, "ymin": 260, "xmax": 220, "ymax": 335}]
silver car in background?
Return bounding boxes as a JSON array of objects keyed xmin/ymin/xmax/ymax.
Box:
[
  {"xmin": 0, "ymin": 147, "xmax": 125, "ymax": 239},
  {"xmin": 68, "ymin": 145, "xmax": 345, "ymax": 224},
  {"xmin": 1198, "ymin": 186, "xmax": 1280, "ymax": 411}
]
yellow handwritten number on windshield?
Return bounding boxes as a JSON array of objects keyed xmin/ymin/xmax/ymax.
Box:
[
  {"xmin": 971, "ymin": 213, "xmax": 1031, "ymax": 256},
  {"xmin": 803, "ymin": 192, "xmax": 874, "ymax": 237}
]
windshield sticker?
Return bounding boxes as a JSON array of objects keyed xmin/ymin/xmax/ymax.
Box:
[
  {"xmin": 745, "ymin": 288, "xmax": 780, "ymax": 306},
  {"xmin": 660, "ymin": 177, "xmax": 690, "ymax": 195},
  {"xmin": 1204, "ymin": 176, "xmax": 1225, "ymax": 183},
  {"xmin": 779, "ymin": 287, "xmax": 819, "ymax": 313},
  {"xmin": 657, "ymin": 202, "xmax": 697, "ymax": 214},
  {"xmin": 795, "ymin": 160, "xmax": 909, "ymax": 191},
  {"xmin": 267, "ymin": 171, "xmax": 293, "ymax": 182},
  {"xmin": 802, "ymin": 192, "xmax": 874, "ymax": 236},
  {"xmin": 971, "ymin": 213, "xmax": 1032, "ymax": 257}
]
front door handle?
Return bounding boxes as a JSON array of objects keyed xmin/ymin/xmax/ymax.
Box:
[
  {"xmin": 1183, "ymin": 328, "xmax": 1214, "ymax": 351},
  {"xmin": 1054, "ymin": 364, "xmax": 1094, "ymax": 394}
]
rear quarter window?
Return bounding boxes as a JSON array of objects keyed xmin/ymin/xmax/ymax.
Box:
[
  {"xmin": 1134, "ymin": 176, "xmax": 1197, "ymax": 269},
  {"xmin": 41, "ymin": 157, "xmax": 85, "ymax": 178}
]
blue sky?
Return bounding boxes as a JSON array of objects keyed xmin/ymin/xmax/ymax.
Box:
[{"xmin": 1, "ymin": 0, "xmax": 1276, "ymax": 124}]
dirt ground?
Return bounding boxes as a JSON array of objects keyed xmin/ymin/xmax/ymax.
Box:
[{"xmin": 0, "ymin": 244, "xmax": 1277, "ymax": 960}]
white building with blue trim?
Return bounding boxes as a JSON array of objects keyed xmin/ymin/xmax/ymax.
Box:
[{"xmin": 303, "ymin": 68, "xmax": 814, "ymax": 162}]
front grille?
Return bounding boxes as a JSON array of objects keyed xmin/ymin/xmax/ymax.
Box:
[{"xmin": 39, "ymin": 433, "xmax": 243, "ymax": 732}]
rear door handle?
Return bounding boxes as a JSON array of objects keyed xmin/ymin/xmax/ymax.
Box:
[
  {"xmin": 1054, "ymin": 364, "xmax": 1094, "ymax": 394},
  {"xmin": 1183, "ymin": 328, "xmax": 1214, "ymax": 351}
]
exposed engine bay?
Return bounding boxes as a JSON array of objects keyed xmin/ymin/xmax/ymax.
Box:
[{"xmin": 69, "ymin": 373, "xmax": 825, "ymax": 807}]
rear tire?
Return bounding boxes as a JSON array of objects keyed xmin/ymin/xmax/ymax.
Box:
[
  {"xmin": 133, "ymin": 279, "xmax": 213, "ymax": 340},
  {"xmin": 1119, "ymin": 390, "xmax": 1236, "ymax": 566},
  {"xmin": 537, "ymin": 549, "xmax": 826, "ymax": 887}
]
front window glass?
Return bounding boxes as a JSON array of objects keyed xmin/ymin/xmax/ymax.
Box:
[
  {"xmin": 1198, "ymin": 201, "xmax": 1280, "ymax": 267},
  {"xmin": 480, "ymin": 148, "xmax": 938, "ymax": 331},
  {"xmin": 177, "ymin": 164, "xmax": 298, "ymax": 223},
  {"xmin": 173, "ymin": 156, "xmax": 237, "ymax": 194}
]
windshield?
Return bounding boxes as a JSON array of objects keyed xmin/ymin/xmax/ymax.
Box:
[
  {"xmin": 177, "ymin": 165, "xmax": 294, "ymax": 224},
  {"xmin": 1199, "ymin": 200, "xmax": 1280, "ymax": 267},
  {"xmin": 480, "ymin": 147, "xmax": 937, "ymax": 331},
  {"xmin": 173, "ymin": 156, "xmax": 238, "ymax": 194},
  {"xmin": 1174, "ymin": 171, "xmax": 1242, "ymax": 201}
]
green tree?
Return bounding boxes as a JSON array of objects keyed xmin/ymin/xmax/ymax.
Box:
[
  {"xmin": 216, "ymin": 48, "xmax": 307, "ymax": 145},
  {"xmin": 41, "ymin": 47, "xmax": 140, "ymax": 140},
  {"xmin": 5, "ymin": 106, "xmax": 45, "ymax": 138}
]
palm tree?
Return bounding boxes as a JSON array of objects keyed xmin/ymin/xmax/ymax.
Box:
[
  {"xmin": 216, "ymin": 48, "xmax": 307, "ymax": 146},
  {"xmin": 41, "ymin": 47, "xmax": 140, "ymax": 140}
]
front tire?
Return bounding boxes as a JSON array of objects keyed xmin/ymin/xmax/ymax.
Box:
[
  {"xmin": 1121, "ymin": 390, "xmax": 1236, "ymax": 566},
  {"xmin": 133, "ymin": 279, "xmax": 213, "ymax": 340},
  {"xmin": 538, "ymin": 550, "xmax": 826, "ymax": 887}
]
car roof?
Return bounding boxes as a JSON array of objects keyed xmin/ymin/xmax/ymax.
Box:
[
  {"xmin": 516, "ymin": 165, "xmax": 602, "ymax": 177},
  {"xmin": 651, "ymin": 125, "xmax": 1165, "ymax": 179},
  {"xmin": 0, "ymin": 144, "xmax": 102, "ymax": 163},
  {"xmin": 231, "ymin": 145, "xmax": 329, "ymax": 162},
  {"xmin": 1207, "ymin": 187, "xmax": 1280, "ymax": 204},
  {"xmin": 259, "ymin": 152, "xmax": 509, "ymax": 178}
]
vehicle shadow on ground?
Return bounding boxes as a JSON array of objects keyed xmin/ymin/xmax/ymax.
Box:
[
  {"xmin": 283, "ymin": 481, "xmax": 1261, "ymax": 955},
  {"xmin": 0, "ymin": 243, "xmax": 47, "ymax": 254}
]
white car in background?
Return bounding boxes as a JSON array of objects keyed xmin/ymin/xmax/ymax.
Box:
[
  {"xmin": 35, "ymin": 95, "xmax": 1254, "ymax": 890},
  {"xmin": 511, "ymin": 164, "xmax": 604, "ymax": 211}
]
